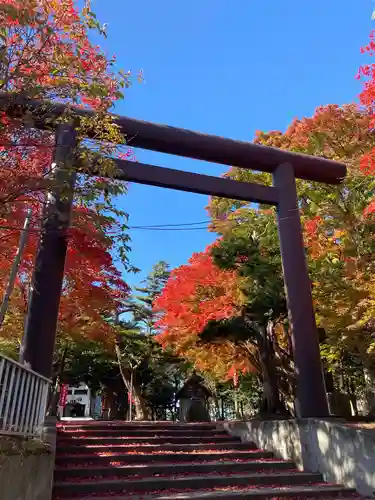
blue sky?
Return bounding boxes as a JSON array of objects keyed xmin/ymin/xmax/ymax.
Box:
[{"xmin": 93, "ymin": 0, "xmax": 372, "ymax": 288}]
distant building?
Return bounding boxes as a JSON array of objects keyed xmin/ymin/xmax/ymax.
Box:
[{"xmin": 59, "ymin": 383, "xmax": 92, "ymax": 418}]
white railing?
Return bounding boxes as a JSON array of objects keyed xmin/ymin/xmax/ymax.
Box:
[{"xmin": 0, "ymin": 353, "xmax": 51, "ymax": 437}]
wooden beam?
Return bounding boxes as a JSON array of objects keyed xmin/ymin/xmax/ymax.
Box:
[
  {"xmin": 0, "ymin": 94, "xmax": 347, "ymax": 185},
  {"xmin": 101, "ymin": 159, "xmax": 279, "ymax": 205}
]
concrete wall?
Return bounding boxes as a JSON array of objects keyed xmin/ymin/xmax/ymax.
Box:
[
  {"xmin": 224, "ymin": 419, "xmax": 375, "ymax": 497},
  {"xmin": 0, "ymin": 418, "xmax": 56, "ymax": 500}
]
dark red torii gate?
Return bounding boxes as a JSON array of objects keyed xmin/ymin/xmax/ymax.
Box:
[{"xmin": 2, "ymin": 96, "xmax": 347, "ymax": 419}]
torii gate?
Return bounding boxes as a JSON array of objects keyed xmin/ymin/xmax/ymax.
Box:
[{"xmin": 1, "ymin": 96, "xmax": 346, "ymax": 418}]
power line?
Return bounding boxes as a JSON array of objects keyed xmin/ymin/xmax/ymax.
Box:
[
  {"xmin": 0, "ymin": 143, "xmax": 55, "ymax": 149},
  {"xmin": 0, "ymin": 224, "xmax": 214, "ymax": 233},
  {"xmin": 129, "ymin": 226, "xmax": 211, "ymax": 231},
  {"xmin": 0, "ymin": 142, "xmax": 134, "ymax": 148},
  {"xmin": 129, "ymin": 217, "xmax": 241, "ymax": 230},
  {"xmin": 130, "ymin": 220, "xmax": 213, "ymax": 228},
  {"xmin": 0, "ymin": 217, "xmax": 241, "ymax": 234}
]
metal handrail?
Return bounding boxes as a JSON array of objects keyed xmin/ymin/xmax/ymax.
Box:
[{"xmin": 0, "ymin": 353, "xmax": 51, "ymax": 437}]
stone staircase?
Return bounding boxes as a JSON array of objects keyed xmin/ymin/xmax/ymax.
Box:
[{"xmin": 53, "ymin": 421, "xmax": 361, "ymax": 500}]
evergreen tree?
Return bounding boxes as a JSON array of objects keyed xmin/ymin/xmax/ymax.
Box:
[{"xmin": 126, "ymin": 261, "xmax": 170, "ymax": 334}]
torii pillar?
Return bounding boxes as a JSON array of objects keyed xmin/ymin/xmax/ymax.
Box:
[{"xmin": 274, "ymin": 164, "xmax": 328, "ymax": 417}]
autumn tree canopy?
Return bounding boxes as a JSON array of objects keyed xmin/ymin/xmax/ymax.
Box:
[
  {"xmin": 156, "ymin": 101, "xmax": 375, "ymax": 415},
  {"xmin": 211, "ymin": 104, "xmax": 375, "ymax": 365},
  {"xmin": 154, "ymin": 246, "xmax": 255, "ymax": 380},
  {"xmin": 0, "ymin": 0, "xmax": 133, "ymax": 352}
]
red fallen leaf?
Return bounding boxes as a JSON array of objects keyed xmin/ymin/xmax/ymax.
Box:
[
  {"xmin": 58, "ymin": 443, "xmax": 244, "ymax": 449},
  {"xmin": 57, "ymin": 468, "xmax": 301, "ymax": 483},
  {"xmin": 53, "ymin": 483, "xmax": 363, "ymax": 499},
  {"xmin": 57, "ymin": 434, "xmax": 228, "ymax": 441},
  {"xmin": 55, "ymin": 457, "xmax": 285, "ymax": 468},
  {"xmin": 54, "ymin": 496, "xmax": 362, "ymax": 500},
  {"xmin": 58, "ymin": 448, "xmax": 267, "ymax": 457}
]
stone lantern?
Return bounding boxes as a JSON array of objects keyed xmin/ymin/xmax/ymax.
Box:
[{"xmin": 176, "ymin": 373, "xmax": 212, "ymax": 422}]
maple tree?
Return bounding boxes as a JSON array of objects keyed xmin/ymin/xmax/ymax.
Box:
[
  {"xmin": 208, "ymin": 104, "xmax": 375, "ymax": 410},
  {"xmin": 0, "ymin": 1, "xmax": 134, "ymax": 354},
  {"xmin": 154, "ymin": 246, "xmax": 254, "ymax": 381}
]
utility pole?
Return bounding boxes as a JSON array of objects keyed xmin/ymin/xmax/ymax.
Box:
[{"xmin": 0, "ymin": 209, "xmax": 32, "ymax": 328}]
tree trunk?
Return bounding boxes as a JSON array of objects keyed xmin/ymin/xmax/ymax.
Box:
[
  {"xmin": 114, "ymin": 342, "xmax": 149, "ymax": 420},
  {"xmin": 258, "ymin": 356, "xmax": 282, "ymax": 414},
  {"xmin": 257, "ymin": 327, "xmax": 288, "ymax": 416},
  {"xmin": 109, "ymin": 393, "xmax": 121, "ymax": 419},
  {"xmin": 213, "ymin": 396, "xmax": 221, "ymax": 420},
  {"xmin": 240, "ymin": 400, "xmax": 244, "ymax": 419},
  {"xmin": 129, "ymin": 370, "xmax": 133, "ymax": 421},
  {"xmin": 221, "ymin": 398, "xmax": 225, "ymax": 420},
  {"xmin": 132, "ymin": 382, "xmax": 149, "ymax": 421},
  {"xmin": 364, "ymin": 368, "xmax": 375, "ymax": 415},
  {"xmin": 233, "ymin": 388, "xmax": 240, "ymax": 419},
  {"xmin": 347, "ymin": 379, "xmax": 358, "ymax": 417},
  {"xmin": 102, "ymin": 387, "xmax": 119, "ymax": 420},
  {"xmin": 47, "ymin": 346, "xmax": 68, "ymax": 417}
]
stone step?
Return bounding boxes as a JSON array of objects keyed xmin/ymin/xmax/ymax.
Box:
[
  {"xmin": 59, "ymin": 484, "xmax": 357, "ymax": 500},
  {"xmin": 56, "ymin": 435, "xmax": 238, "ymax": 445},
  {"xmin": 58, "ymin": 422, "xmax": 219, "ymax": 430},
  {"xmin": 55, "ymin": 449, "xmax": 274, "ymax": 465},
  {"xmin": 55, "ymin": 458, "xmax": 296, "ymax": 481},
  {"xmin": 56, "ymin": 442, "xmax": 256, "ymax": 454},
  {"xmin": 53, "ymin": 422, "xmax": 361, "ymax": 500},
  {"xmin": 53, "ymin": 471, "xmax": 324, "ymax": 497},
  {"xmin": 57, "ymin": 428, "xmax": 226, "ymax": 437}
]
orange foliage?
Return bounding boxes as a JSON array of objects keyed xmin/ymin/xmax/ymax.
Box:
[
  {"xmin": 1, "ymin": 203, "xmax": 130, "ymax": 344},
  {"xmin": 252, "ymin": 104, "xmax": 375, "ymax": 259},
  {"xmin": 358, "ymin": 31, "xmax": 375, "ymax": 210},
  {"xmin": 0, "ymin": 0, "xmax": 125, "ymax": 109},
  {"xmin": 154, "ymin": 246, "xmax": 253, "ymax": 379},
  {"xmin": 254, "ymin": 104, "xmax": 372, "ymax": 161}
]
